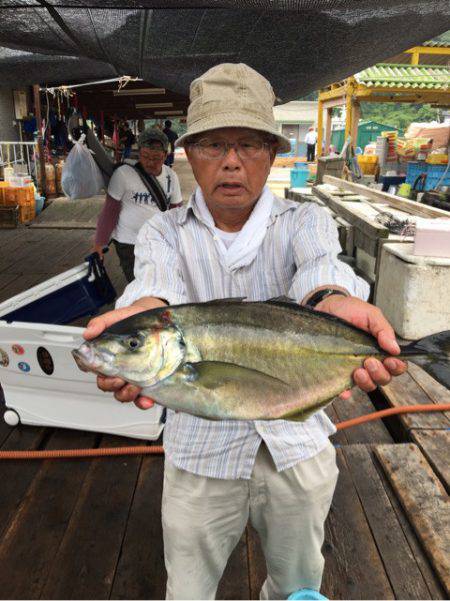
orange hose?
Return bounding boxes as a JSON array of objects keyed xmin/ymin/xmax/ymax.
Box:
[
  {"xmin": 0, "ymin": 445, "xmax": 164, "ymax": 460},
  {"xmin": 335, "ymin": 403, "xmax": 450, "ymax": 430},
  {"xmin": 0, "ymin": 403, "xmax": 449, "ymax": 459}
]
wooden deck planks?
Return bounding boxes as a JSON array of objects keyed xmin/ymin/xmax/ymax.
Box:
[
  {"xmin": 381, "ymin": 372, "xmax": 450, "ymax": 431},
  {"xmin": 0, "ymin": 432, "xmax": 446, "ymax": 599},
  {"xmin": 31, "ymin": 197, "xmax": 104, "ymax": 229},
  {"xmin": 375, "ymin": 444, "xmax": 450, "ymax": 598},
  {"xmin": 322, "ymin": 449, "xmax": 394, "ymax": 600},
  {"xmin": 40, "ymin": 435, "xmax": 145, "ymax": 600},
  {"xmin": 343, "ymin": 445, "xmax": 441, "ymax": 600},
  {"xmin": 109, "ymin": 451, "xmax": 166, "ymax": 600},
  {"xmin": 331, "ymin": 388, "xmax": 393, "ymax": 445},
  {"xmin": 0, "ymin": 428, "xmax": 98, "ymax": 599},
  {"xmin": 408, "ymin": 430, "xmax": 450, "ymax": 493}
]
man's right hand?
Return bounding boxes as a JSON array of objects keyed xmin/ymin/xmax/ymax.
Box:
[{"xmin": 84, "ymin": 305, "xmax": 156, "ymax": 410}]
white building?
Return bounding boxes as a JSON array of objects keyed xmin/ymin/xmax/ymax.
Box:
[{"xmin": 273, "ymin": 100, "xmax": 331, "ymax": 155}]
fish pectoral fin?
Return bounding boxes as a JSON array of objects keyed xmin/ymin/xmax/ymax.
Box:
[{"xmin": 182, "ymin": 361, "xmax": 291, "ymax": 392}]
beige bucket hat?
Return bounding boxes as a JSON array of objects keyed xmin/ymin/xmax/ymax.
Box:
[{"xmin": 176, "ymin": 63, "xmax": 291, "ymax": 154}]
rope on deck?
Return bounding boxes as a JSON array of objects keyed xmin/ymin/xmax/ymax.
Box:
[{"xmin": 0, "ymin": 403, "xmax": 449, "ymax": 460}]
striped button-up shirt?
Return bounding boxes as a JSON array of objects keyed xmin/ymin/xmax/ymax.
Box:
[{"xmin": 116, "ymin": 191, "xmax": 370, "ymax": 479}]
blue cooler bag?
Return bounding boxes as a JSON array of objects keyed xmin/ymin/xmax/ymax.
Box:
[{"xmin": 0, "ymin": 253, "xmax": 117, "ymax": 325}]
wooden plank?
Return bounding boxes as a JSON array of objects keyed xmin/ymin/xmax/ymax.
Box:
[
  {"xmin": 322, "ymin": 449, "xmax": 394, "ymax": 600},
  {"xmin": 0, "ymin": 273, "xmax": 46, "ymax": 304},
  {"xmin": 31, "ymin": 221, "xmax": 96, "ymax": 230},
  {"xmin": 380, "ymin": 371, "xmax": 450, "ymax": 430},
  {"xmin": 353, "ymin": 227, "xmax": 378, "ymax": 257},
  {"xmin": 313, "ymin": 186, "xmax": 389, "ymax": 240},
  {"xmin": 0, "ymin": 273, "xmax": 21, "ymax": 294},
  {"xmin": 409, "ymin": 430, "xmax": 450, "ymax": 493},
  {"xmin": 0, "ymin": 428, "xmax": 98, "ymax": 599},
  {"xmin": 1, "ymin": 233, "xmax": 72, "ymax": 275},
  {"xmin": 0, "ymin": 424, "xmax": 47, "ymax": 539},
  {"xmin": 110, "ymin": 453, "xmax": 167, "ymax": 600},
  {"xmin": 407, "ymin": 363, "xmax": 450, "ymax": 420},
  {"xmin": 323, "ymin": 175, "xmax": 450, "ymax": 218},
  {"xmin": 41, "ymin": 435, "xmax": 144, "ymax": 600},
  {"xmin": 0, "ymin": 229, "xmax": 45, "ymax": 274},
  {"xmin": 343, "ymin": 445, "xmax": 438, "ymax": 600},
  {"xmin": 31, "ymin": 197, "xmax": 103, "ymax": 229},
  {"xmin": 331, "ymin": 389, "xmax": 393, "ymax": 445},
  {"xmin": 371, "ymin": 448, "xmax": 446, "ymax": 600},
  {"xmin": 375, "ymin": 443, "xmax": 450, "ymax": 597}
]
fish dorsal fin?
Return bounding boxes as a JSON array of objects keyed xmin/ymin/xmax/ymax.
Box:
[
  {"xmin": 202, "ymin": 297, "xmax": 246, "ymax": 304},
  {"xmin": 267, "ymin": 295, "xmax": 296, "ymax": 304}
]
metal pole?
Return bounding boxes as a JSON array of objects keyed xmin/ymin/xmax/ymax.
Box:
[{"xmin": 33, "ymin": 84, "xmax": 46, "ymax": 197}]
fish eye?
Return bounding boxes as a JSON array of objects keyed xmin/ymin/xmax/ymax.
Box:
[{"xmin": 126, "ymin": 336, "xmax": 141, "ymax": 350}]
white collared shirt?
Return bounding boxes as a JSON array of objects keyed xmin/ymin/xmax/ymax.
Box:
[{"xmin": 116, "ymin": 192, "xmax": 369, "ymax": 479}]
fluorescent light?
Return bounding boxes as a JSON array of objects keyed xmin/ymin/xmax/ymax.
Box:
[
  {"xmin": 114, "ymin": 88, "xmax": 166, "ymax": 96},
  {"xmin": 154, "ymin": 110, "xmax": 184, "ymax": 115},
  {"xmin": 135, "ymin": 102, "xmax": 174, "ymax": 109}
]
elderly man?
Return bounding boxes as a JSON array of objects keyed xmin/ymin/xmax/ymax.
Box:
[
  {"xmin": 85, "ymin": 64, "xmax": 406, "ymax": 600},
  {"xmin": 93, "ymin": 128, "xmax": 182, "ymax": 282}
]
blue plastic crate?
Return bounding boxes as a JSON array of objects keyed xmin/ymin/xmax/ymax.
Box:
[
  {"xmin": 0, "ymin": 253, "xmax": 116, "ymax": 325},
  {"xmin": 405, "ymin": 162, "xmax": 428, "ymax": 185},
  {"xmin": 424, "ymin": 164, "xmax": 450, "ymax": 191}
]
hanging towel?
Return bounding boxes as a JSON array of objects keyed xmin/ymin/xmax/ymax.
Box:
[{"xmin": 193, "ymin": 185, "xmax": 274, "ymax": 271}]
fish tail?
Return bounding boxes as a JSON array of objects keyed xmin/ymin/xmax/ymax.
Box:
[{"xmin": 402, "ymin": 330, "xmax": 450, "ymax": 389}]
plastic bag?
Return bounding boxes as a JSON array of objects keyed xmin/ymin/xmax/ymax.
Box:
[{"xmin": 61, "ymin": 134, "xmax": 105, "ymax": 200}]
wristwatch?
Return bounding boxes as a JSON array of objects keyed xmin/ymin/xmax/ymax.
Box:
[{"xmin": 305, "ymin": 288, "xmax": 348, "ymax": 308}]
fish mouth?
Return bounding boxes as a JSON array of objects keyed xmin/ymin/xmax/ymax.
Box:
[{"xmin": 72, "ymin": 345, "xmax": 102, "ymax": 374}]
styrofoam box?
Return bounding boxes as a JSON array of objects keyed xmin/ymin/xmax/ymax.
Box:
[
  {"xmin": 0, "ymin": 321, "xmax": 164, "ymax": 439},
  {"xmin": 375, "ymin": 242, "xmax": 450, "ymax": 340},
  {"xmin": 413, "ymin": 218, "xmax": 450, "ymax": 259}
]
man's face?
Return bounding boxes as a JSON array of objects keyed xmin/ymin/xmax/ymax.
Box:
[
  {"xmin": 185, "ymin": 128, "xmax": 277, "ymax": 211},
  {"xmin": 139, "ymin": 144, "xmax": 167, "ymax": 176}
]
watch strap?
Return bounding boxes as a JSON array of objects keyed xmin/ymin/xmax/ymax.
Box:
[{"xmin": 305, "ymin": 288, "xmax": 348, "ymax": 308}]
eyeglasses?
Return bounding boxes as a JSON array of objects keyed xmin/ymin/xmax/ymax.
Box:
[
  {"xmin": 192, "ymin": 138, "xmax": 270, "ymax": 160},
  {"xmin": 140, "ymin": 149, "xmax": 165, "ymax": 160}
]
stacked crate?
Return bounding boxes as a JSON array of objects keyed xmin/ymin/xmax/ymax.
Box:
[
  {"xmin": 0, "ymin": 183, "xmax": 35, "ymax": 226},
  {"xmin": 381, "ymin": 131, "xmax": 398, "ymax": 162}
]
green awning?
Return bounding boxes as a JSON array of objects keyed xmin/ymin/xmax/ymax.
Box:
[{"xmin": 355, "ymin": 64, "xmax": 450, "ymax": 90}]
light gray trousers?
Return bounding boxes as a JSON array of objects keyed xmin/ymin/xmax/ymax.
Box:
[{"xmin": 162, "ymin": 442, "xmax": 339, "ymax": 600}]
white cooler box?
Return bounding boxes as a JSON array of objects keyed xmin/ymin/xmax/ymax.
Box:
[
  {"xmin": 375, "ymin": 242, "xmax": 450, "ymax": 340},
  {"xmin": 0, "ymin": 257, "xmax": 164, "ymax": 440}
]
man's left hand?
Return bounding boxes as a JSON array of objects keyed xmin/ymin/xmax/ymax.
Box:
[{"xmin": 315, "ymin": 294, "xmax": 407, "ymax": 398}]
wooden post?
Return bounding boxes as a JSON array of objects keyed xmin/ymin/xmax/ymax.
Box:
[
  {"xmin": 325, "ymin": 108, "xmax": 333, "ymax": 154},
  {"xmin": 33, "ymin": 84, "xmax": 46, "ymax": 197},
  {"xmin": 316, "ymin": 99, "xmax": 324, "ymax": 158},
  {"xmin": 344, "ymin": 87, "xmax": 353, "ymax": 143},
  {"xmin": 351, "ymin": 100, "xmax": 361, "ymax": 150}
]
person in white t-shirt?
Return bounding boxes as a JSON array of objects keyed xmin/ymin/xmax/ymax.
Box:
[
  {"xmin": 305, "ymin": 127, "xmax": 318, "ymax": 162},
  {"xmin": 93, "ymin": 128, "xmax": 183, "ymax": 282}
]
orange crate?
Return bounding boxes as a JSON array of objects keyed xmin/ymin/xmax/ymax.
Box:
[
  {"xmin": 3, "ymin": 186, "xmax": 17, "ymax": 205},
  {"xmin": 18, "ymin": 199, "xmax": 35, "ymax": 223}
]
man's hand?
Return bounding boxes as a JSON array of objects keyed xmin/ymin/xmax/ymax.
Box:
[
  {"xmin": 92, "ymin": 243, "xmax": 106, "ymax": 260},
  {"xmin": 315, "ymin": 294, "xmax": 407, "ymax": 398},
  {"xmin": 84, "ymin": 304, "xmax": 157, "ymax": 410}
]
